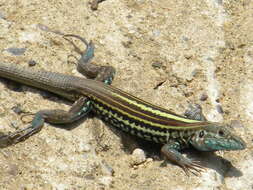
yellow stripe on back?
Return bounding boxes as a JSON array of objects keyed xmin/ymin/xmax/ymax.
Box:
[
  {"xmin": 110, "ymin": 92, "xmax": 201, "ymax": 123},
  {"xmin": 90, "ymin": 94, "xmax": 209, "ymax": 130}
]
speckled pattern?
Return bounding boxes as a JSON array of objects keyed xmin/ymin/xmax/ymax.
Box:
[{"xmin": 0, "ymin": 0, "xmax": 252, "ymax": 189}]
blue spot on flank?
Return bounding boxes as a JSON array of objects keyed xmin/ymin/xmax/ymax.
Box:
[
  {"xmin": 77, "ymin": 101, "xmax": 92, "ymax": 116},
  {"xmin": 104, "ymin": 77, "xmax": 113, "ymax": 85}
]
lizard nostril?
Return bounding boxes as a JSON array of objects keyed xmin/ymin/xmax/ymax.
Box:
[{"xmin": 218, "ymin": 130, "xmax": 224, "ymax": 137}]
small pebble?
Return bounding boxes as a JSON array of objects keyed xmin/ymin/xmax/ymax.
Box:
[
  {"xmin": 8, "ymin": 164, "xmax": 19, "ymax": 176},
  {"xmin": 79, "ymin": 142, "xmax": 91, "ymax": 152},
  {"xmin": 152, "ymin": 62, "xmax": 163, "ymax": 69},
  {"xmin": 101, "ymin": 160, "xmax": 114, "ymax": 176},
  {"xmin": 216, "ymin": 105, "xmax": 224, "ymax": 114},
  {"xmin": 6, "ymin": 47, "xmax": 26, "ymax": 56},
  {"xmin": 182, "ymin": 36, "xmax": 189, "ymax": 41},
  {"xmin": 230, "ymin": 120, "xmax": 244, "ymax": 129},
  {"xmin": 11, "ymin": 104, "xmax": 23, "ymax": 115},
  {"xmin": 146, "ymin": 158, "xmax": 153, "ymax": 163},
  {"xmin": 0, "ymin": 12, "xmax": 6, "ymax": 20},
  {"xmin": 28, "ymin": 60, "xmax": 37, "ymax": 67},
  {"xmin": 152, "ymin": 29, "xmax": 160, "ymax": 37},
  {"xmin": 130, "ymin": 173, "xmax": 138, "ymax": 179},
  {"xmin": 206, "ymin": 57, "xmax": 214, "ymax": 61},
  {"xmin": 84, "ymin": 174, "xmax": 95, "ymax": 180},
  {"xmin": 216, "ymin": 0, "xmax": 223, "ymax": 5},
  {"xmin": 130, "ymin": 148, "xmax": 146, "ymax": 166},
  {"xmin": 37, "ymin": 23, "xmax": 50, "ymax": 32},
  {"xmin": 184, "ymin": 53, "xmax": 192, "ymax": 59},
  {"xmin": 98, "ymin": 176, "xmax": 113, "ymax": 186},
  {"xmin": 200, "ymin": 93, "xmax": 208, "ymax": 101}
]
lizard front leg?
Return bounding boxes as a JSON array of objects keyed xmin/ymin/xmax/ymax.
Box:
[
  {"xmin": 161, "ymin": 141, "xmax": 204, "ymax": 175},
  {"xmin": 184, "ymin": 104, "xmax": 207, "ymax": 121}
]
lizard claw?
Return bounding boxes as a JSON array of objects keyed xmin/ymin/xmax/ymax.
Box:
[
  {"xmin": 0, "ymin": 125, "xmax": 38, "ymax": 147},
  {"xmin": 181, "ymin": 160, "xmax": 206, "ymax": 176},
  {"xmin": 0, "ymin": 114, "xmax": 44, "ymax": 148}
]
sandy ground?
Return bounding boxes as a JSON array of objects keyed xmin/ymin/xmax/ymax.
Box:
[{"xmin": 0, "ymin": 0, "xmax": 252, "ymax": 189}]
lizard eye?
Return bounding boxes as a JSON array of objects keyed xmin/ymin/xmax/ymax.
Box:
[
  {"xmin": 218, "ymin": 130, "xmax": 224, "ymax": 136},
  {"xmin": 199, "ymin": 131, "xmax": 205, "ymax": 138}
]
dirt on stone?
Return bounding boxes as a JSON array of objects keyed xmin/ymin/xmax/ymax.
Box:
[{"xmin": 0, "ymin": 0, "xmax": 252, "ymax": 189}]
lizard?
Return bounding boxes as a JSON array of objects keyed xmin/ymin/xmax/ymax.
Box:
[{"xmin": 0, "ymin": 34, "xmax": 246, "ymax": 174}]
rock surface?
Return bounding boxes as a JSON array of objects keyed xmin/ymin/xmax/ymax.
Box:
[{"xmin": 0, "ymin": 0, "xmax": 252, "ymax": 189}]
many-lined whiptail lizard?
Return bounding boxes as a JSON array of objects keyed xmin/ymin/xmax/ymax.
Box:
[{"xmin": 0, "ymin": 34, "xmax": 246, "ymax": 174}]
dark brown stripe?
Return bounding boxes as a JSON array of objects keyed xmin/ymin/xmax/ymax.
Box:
[{"xmin": 78, "ymin": 82, "xmax": 209, "ymax": 129}]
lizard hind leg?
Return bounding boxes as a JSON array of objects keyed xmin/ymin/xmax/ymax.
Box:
[
  {"xmin": 63, "ymin": 34, "xmax": 116, "ymax": 84},
  {"xmin": 184, "ymin": 104, "xmax": 207, "ymax": 121},
  {"xmin": 0, "ymin": 97, "xmax": 92, "ymax": 147}
]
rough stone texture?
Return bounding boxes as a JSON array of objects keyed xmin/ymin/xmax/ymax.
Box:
[{"xmin": 0, "ymin": 0, "xmax": 252, "ymax": 189}]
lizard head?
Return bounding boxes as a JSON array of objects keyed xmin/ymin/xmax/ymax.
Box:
[{"xmin": 189, "ymin": 123, "xmax": 246, "ymax": 151}]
